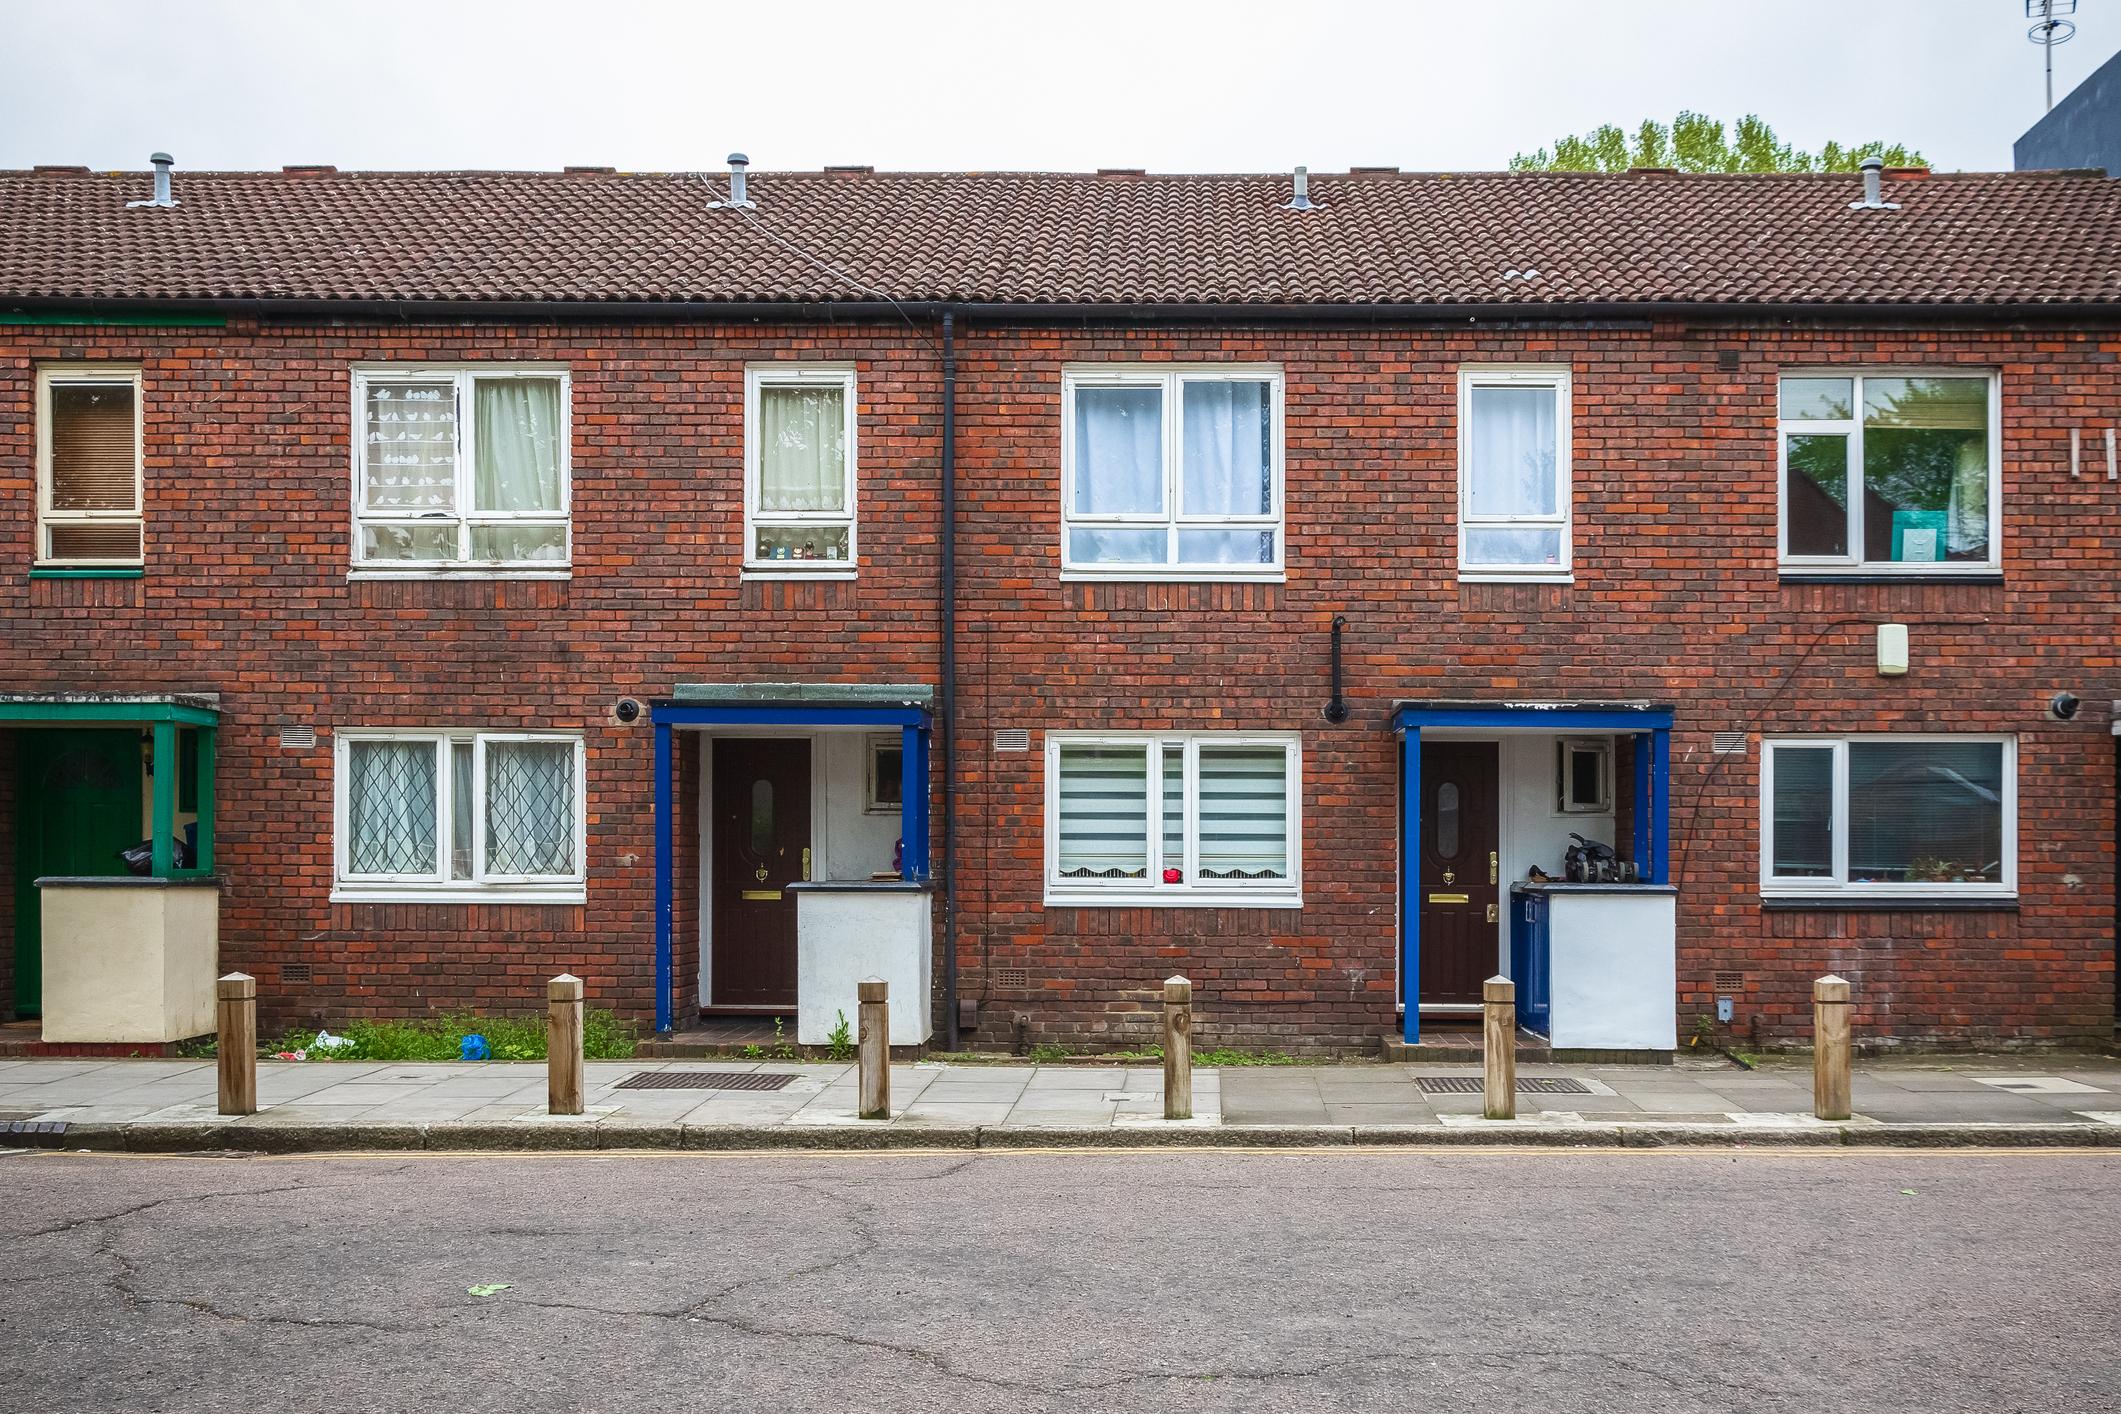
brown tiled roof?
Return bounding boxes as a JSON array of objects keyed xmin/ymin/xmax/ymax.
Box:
[{"xmin": 2, "ymin": 166, "xmax": 2117, "ymax": 311}]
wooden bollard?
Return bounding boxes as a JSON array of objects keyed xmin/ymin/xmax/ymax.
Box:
[
  {"xmin": 1163, "ymin": 975, "xmax": 1193, "ymax": 1121},
  {"xmin": 216, "ymin": 972, "xmax": 257, "ymax": 1116},
  {"xmin": 858, "ymin": 978, "xmax": 890, "ymax": 1119},
  {"xmin": 1813, "ymin": 974, "xmax": 1852, "ymax": 1121},
  {"xmin": 1482, "ymin": 976, "xmax": 1517, "ymax": 1120},
  {"xmin": 547, "ymin": 973, "xmax": 585, "ymax": 1116}
]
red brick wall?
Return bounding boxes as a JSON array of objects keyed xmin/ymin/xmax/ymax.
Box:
[
  {"xmin": 0, "ymin": 313, "xmax": 2113, "ymax": 1049},
  {"xmin": 0, "ymin": 318, "xmax": 944, "ymax": 1033},
  {"xmin": 948, "ymin": 319, "xmax": 2118, "ymax": 1051}
]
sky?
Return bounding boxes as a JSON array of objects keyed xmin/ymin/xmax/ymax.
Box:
[{"xmin": 0, "ymin": 0, "xmax": 2114, "ymax": 175}]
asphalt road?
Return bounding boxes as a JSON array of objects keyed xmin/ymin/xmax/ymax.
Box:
[{"xmin": 3, "ymin": 1147, "xmax": 2116, "ymax": 1414}]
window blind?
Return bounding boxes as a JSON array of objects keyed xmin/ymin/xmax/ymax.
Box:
[
  {"xmin": 1055, "ymin": 744, "xmax": 1148, "ymax": 878},
  {"xmin": 1196, "ymin": 745, "xmax": 1289, "ymax": 879},
  {"xmin": 48, "ymin": 383, "xmax": 138, "ymax": 511}
]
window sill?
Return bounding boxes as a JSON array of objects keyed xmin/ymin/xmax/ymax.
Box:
[
  {"xmin": 1759, "ymin": 894, "xmax": 2018, "ymax": 912},
  {"xmin": 332, "ymin": 886, "xmax": 587, "ymax": 906},
  {"xmin": 741, "ymin": 566, "xmax": 858, "ymax": 580},
  {"xmin": 1458, "ymin": 571, "xmax": 1573, "ymax": 585},
  {"xmin": 1059, "ymin": 569, "xmax": 1286, "ymax": 585},
  {"xmin": 31, "ymin": 566, "xmax": 145, "ymax": 579},
  {"xmin": 1045, "ymin": 890, "xmax": 1302, "ymax": 911},
  {"xmin": 347, "ymin": 567, "xmax": 572, "ymax": 581},
  {"xmin": 1778, "ymin": 570, "xmax": 2002, "ymax": 585}
]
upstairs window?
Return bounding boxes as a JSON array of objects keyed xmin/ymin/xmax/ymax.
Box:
[
  {"xmin": 1061, "ymin": 367, "xmax": 1284, "ymax": 578},
  {"xmin": 37, "ymin": 367, "xmax": 143, "ymax": 566},
  {"xmin": 1459, "ymin": 368, "xmax": 1571, "ymax": 579},
  {"xmin": 1046, "ymin": 732, "xmax": 1301, "ymax": 907},
  {"xmin": 335, "ymin": 730, "xmax": 585, "ymax": 901},
  {"xmin": 1779, "ymin": 373, "xmax": 1998, "ymax": 573},
  {"xmin": 746, "ymin": 366, "xmax": 857, "ymax": 572},
  {"xmin": 1761, "ymin": 735, "xmax": 2014, "ymax": 897},
  {"xmin": 353, "ymin": 368, "xmax": 569, "ymax": 572}
]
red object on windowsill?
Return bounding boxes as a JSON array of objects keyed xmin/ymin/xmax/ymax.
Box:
[{"xmin": 1163, "ymin": 867, "xmax": 1182, "ymax": 884}]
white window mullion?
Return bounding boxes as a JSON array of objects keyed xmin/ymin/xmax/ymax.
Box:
[
  {"xmin": 1145, "ymin": 737, "xmax": 1166, "ymax": 883},
  {"xmin": 1182, "ymin": 739, "xmax": 1201, "ymax": 887},
  {"xmin": 1829, "ymin": 741, "xmax": 1850, "ymax": 887},
  {"xmin": 1845, "ymin": 379, "xmax": 1866, "ymax": 561},
  {"xmin": 469, "ymin": 734, "xmax": 488, "ymax": 886}
]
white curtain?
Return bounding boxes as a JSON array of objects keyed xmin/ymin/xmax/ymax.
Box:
[
  {"xmin": 475, "ymin": 379, "xmax": 563, "ymax": 513},
  {"xmin": 485, "ymin": 741, "xmax": 575, "ymax": 877},
  {"xmin": 1073, "ymin": 386, "xmax": 1163, "ymax": 515},
  {"xmin": 365, "ymin": 381, "xmax": 457, "ymax": 511},
  {"xmin": 1181, "ymin": 380, "xmax": 1271, "ymax": 515},
  {"xmin": 347, "ymin": 740, "xmax": 437, "ymax": 876},
  {"xmin": 1945, "ymin": 437, "xmax": 1989, "ymax": 557},
  {"xmin": 1468, "ymin": 385, "xmax": 1558, "ymax": 517},
  {"xmin": 759, "ymin": 385, "xmax": 846, "ymax": 512}
]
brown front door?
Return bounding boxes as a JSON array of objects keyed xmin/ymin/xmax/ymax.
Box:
[
  {"xmin": 710, "ymin": 738, "xmax": 811, "ymax": 1008},
  {"xmin": 1417, "ymin": 741, "xmax": 1500, "ymax": 1007}
]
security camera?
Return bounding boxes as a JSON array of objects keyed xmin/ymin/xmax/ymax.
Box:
[
  {"xmin": 2049, "ymin": 691, "xmax": 2081, "ymax": 722},
  {"xmin": 613, "ymin": 697, "xmax": 643, "ymax": 724}
]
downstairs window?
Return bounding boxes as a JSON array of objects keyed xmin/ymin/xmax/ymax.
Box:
[
  {"xmin": 1761, "ymin": 735, "xmax": 2014, "ymax": 898},
  {"xmin": 1046, "ymin": 733, "xmax": 1301, "ymax": 907}
]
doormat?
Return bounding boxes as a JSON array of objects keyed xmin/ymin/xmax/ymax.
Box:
[
  {"xmin": 1416, "ymin": 1076, "xmax": 1591, "ymax": 1095},
  {"xmin": 615, "ymin": 1071, "xmax": 799, "ymax": 1092}
]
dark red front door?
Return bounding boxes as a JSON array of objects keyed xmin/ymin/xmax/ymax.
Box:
[
  {"xmin": 1417, "ymin": 741, "xmax": 1500, "ymax": 1006},
  {"xmin": 710, "ymin": 738, "xmax": 811, "ymax": 1008}
]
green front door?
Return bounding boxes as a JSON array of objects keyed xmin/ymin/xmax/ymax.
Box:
[{"xmin": 12, "ymin": 730, "xmax": 140, "ymax": 1016}]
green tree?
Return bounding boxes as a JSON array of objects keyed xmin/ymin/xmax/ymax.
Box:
[{"xmin": 1511, "ymin": 113, "xmax": 1925, "ymax": 173}]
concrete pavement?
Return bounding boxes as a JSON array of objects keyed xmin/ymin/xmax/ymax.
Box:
[
  {"xmin": 3, "ymin": 1054, "xmax": 2120, "ymax": 1150},
  {"xmin": 3, "ymin": 1148, "xmax": 2117, "ymax": 1412}
]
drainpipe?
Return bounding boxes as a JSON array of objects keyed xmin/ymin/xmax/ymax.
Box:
[{"xmin": 941, "ymin": 309, "xmax": 960, "ymax": 1050}]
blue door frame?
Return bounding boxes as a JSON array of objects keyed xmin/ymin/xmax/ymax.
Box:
[
  {"xmin": 648, "ymin": 702, "xmax": 933, "ymax": 1034},
  {"xmin": 1391, "ymin": 703, "xmax": 1673, "ymax": 1044}
]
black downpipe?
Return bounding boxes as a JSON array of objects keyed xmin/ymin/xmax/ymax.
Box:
[
  {"xmin": 1324, "ymin": 615, "xmax": 1349, "ymax": 724},
  {"xmin": 940, "ymin": 310, "xmax": 960, "ymax": 1051}
]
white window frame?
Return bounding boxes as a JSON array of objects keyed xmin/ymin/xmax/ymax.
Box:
[
  {"xmin": 744, "ymin": 364, "xmax": 859, "ymax": 578},
  {"xmin": 1556, "ymin": 737, "xmax": 1612, "ymax": 814},
  {"xmin": 1059, "ymin": 365, "xmax": 1286, "ymax": 582},
  {"xmin": 36, "ymin": 364, "xmax": 144, "ymax": 567},
  {"xmin": 1758, "ymin": 734, "xmax": 2016, "ymax": 900},
  {"xmin": 349, "ymin": 365, "xmax": 572, "ymax": 578},
  {"xmin": 1043, "ymin": 731, "xmax": 1302, "ymax": 909},
  {"xmin": 864, "ymin": 734, "xmax": 903, "ymax": 814},
  {"xmin": 1776, "ymin": 369, "xmax": 2002, "ymax": 576},
  {"xmin": 332, "ymin": 728, "xmax": 587, "ymax": 903},
  {"xmin": 1457, "ymin": 366, "xmax": 1572, "ymax": 582}
]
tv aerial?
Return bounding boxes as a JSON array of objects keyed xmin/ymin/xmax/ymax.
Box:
[{"xmin": 2026, "ymin": 1, "xmax": 2078, "ymax": 112}]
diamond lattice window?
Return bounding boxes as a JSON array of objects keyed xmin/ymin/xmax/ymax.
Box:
[
  {"xmin": 339, "ymin": 731, "xmax": 582, "ymax": 893},
  {"xmin": 485, "ymin": 741, "xmax": 576, "ymax": 876}
]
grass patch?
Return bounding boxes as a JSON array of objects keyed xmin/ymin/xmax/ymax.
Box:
[{"xmin": 261, "ymin": 1010, "xmax": 638, "ymax": 1062}]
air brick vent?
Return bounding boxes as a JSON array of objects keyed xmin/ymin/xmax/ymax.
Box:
[
  {"xmin": 282, "ymin": 962, "xmax": 313, "ymax": 985},
  {"xmin": 994, "ymin": 968, "xmax": 1029, "ymax": 990},
  {"xmin": 1713, "ymin": 970, "xmax": 1746, "ymax": 993},
  {"xmin": 279, "ymin": 725, "xmax": 317, "ymax": 750},
  {"xmin": 993, "ymin": 729, "xmax": 1030, "ymax": 753},
  {"xmin": 1711, "ymin": 732, "xmax": 1746, "ymax": 755}
]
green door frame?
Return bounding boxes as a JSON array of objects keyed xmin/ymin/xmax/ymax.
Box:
[{"xmin": 0, "ymin": 699, "xmax": 218, "ymax": 878}]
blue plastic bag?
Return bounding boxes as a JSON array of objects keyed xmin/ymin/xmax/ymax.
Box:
[{"xmin": 459, "ymin": 1033, "xmax": 491, "ymax": 1061}]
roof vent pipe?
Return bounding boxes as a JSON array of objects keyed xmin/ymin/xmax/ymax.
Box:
[
  {"xmin": 127, "ymin": 152, "xmax": 178, "ymax": 209},
  {"xmin": 726, "ymin": 152, "xmax": 755, "ymax": 208},
  {"xmin": 1848, "ymin": 155, "xmax": 1899, "ymax": 211},
  {"xmin": 1283, "ymin": 165, "xmax": 1315, "ymax": 211}
]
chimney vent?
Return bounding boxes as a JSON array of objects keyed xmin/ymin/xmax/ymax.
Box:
[
  {"xmin": 725, "ymin": 152, "xmax": 755, "ymax": 208},
  {"xmin": 1848, "ymin": 156, "xmax": 1899, "ymax": 211},
  {"xmin": 126, "ymin": 152, "xmax": 177, "ymax": 209},
  {"xmin": 1283, "ymin": 165, "xmax": 1315, "ymax": 211}
]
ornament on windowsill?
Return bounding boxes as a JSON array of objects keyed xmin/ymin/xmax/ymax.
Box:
[{"xmin": 1163, "ymin": 867, "xmax": 1182, "ymax": 884}]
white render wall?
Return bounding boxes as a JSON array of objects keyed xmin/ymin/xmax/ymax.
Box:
[
  {"xmin": 814, "ymin": 732, "xmax": 902, "ymax": 882},
  {"xmin": 795, "ymin": 888, "xmax": 933, "ymax": 1045},
  {"xmin": 1492, "ymin": 734, "xmax": 1619, "ymax": 976},
  {"xmin": 39, "ymin": 880, "xmax": 219, "ymax": 1043},
  {"xmin": 1545, "ymin": 890, "xmax": 1678, "ymax": 1050}
]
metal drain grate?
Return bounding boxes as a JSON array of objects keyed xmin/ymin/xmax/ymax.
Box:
[
  {"xmin": 1416, "ymin": 1076, "xmax": 1591, "ymax": 1095},
  {"xmin": 615, "ymin": 1071, "xmax": 798, "ymax": 1092}
]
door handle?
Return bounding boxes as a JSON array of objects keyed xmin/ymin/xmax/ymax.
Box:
[
  {"xmin": 1490, "ymin": 851, "xmax": 1498, "ymax": 885},
  {"xmin": 1486, "ymin": 903, "xmax": 1498, "ymax": 924}
]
